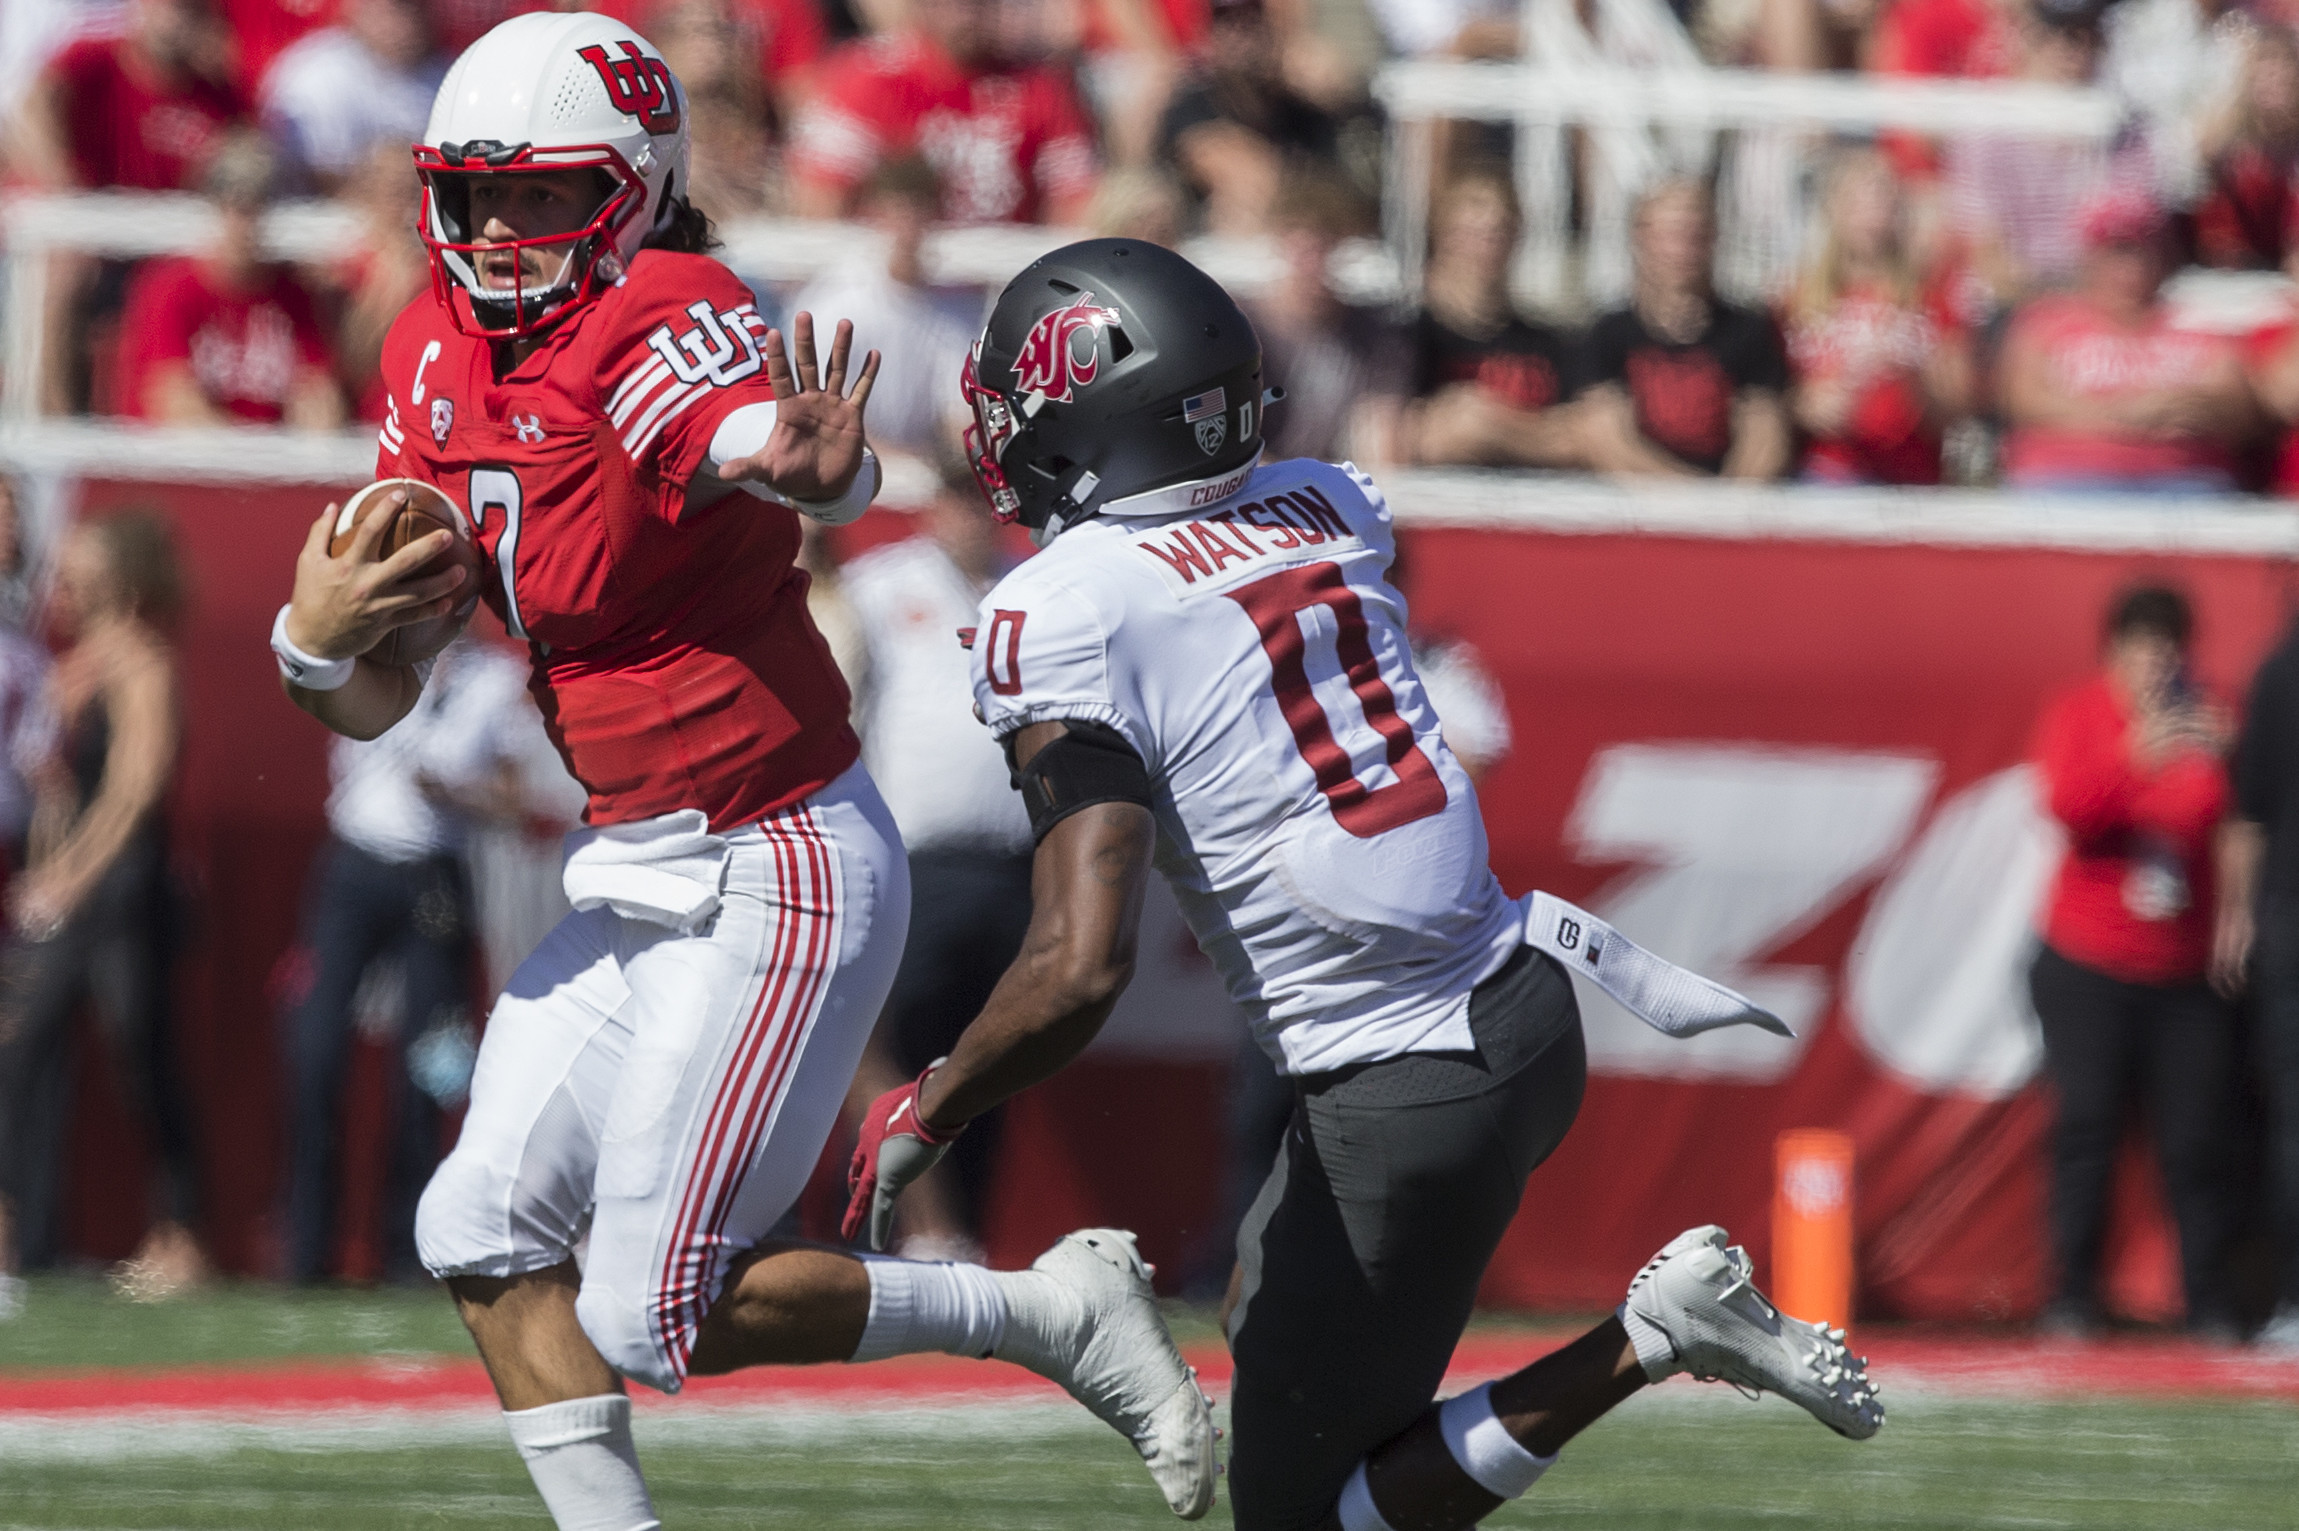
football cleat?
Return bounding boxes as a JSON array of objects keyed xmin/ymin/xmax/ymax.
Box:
[
  {"xmin": 1620, "ymin": 1225, "xmax": 1884, "ymax": 1441},
  {"xmin": 994, "ymin": 1229, "xmax": 1217, "ymax": 1519}
]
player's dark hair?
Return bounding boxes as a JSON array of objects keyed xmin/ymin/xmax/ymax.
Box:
[
  {"xmin": 2106, "ymin": 583, "xmax": 2193, "ymax": 648},
  {"xmin": 84, "ymin": 508, "xmax": 186, "ymax": 626},
  {"xmin": 646, "ymin": 192, "xmax": 720, "ymax": 255}
]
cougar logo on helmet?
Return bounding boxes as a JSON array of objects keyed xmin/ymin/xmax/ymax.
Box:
[
  {"xmin": 1013, "ymin": 294, "xmax": 1122, "ymax": 403},
  {"xmin": 578, "ymin": 41, "xmax": 682, "ymax": 135}
]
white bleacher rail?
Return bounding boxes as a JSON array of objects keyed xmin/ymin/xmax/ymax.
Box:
[
  {"xmin": 1373, "ymin": 0, "xmax": 2122, "ymax": 314},
  {"xmin": 5, "ymin": 415, "xmax": 2299, "ymax": 560},
  {"xmin": 0, "ymin": 191, "xmax": 1410, "ymax": 428}
]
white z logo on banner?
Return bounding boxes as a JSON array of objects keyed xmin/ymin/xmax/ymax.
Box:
[
  {"xmin": 1563, "ymin": 745, "xmax": 1937, "ymax": 1083},
  {"xmin": 1845, "ymin": 766, "xmax": 2055, "ymax": 1099},
  {"xmin": 1564, "ymin": 745, "xmax": 2057, "ymax": 1093}
]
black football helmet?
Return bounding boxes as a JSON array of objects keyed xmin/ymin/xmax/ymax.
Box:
[{"xmin": 962, "ymin": 239, "xmax": 1268, "ymax": 539}]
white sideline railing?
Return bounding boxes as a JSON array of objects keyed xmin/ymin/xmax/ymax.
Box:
[
  {"xmin": 0, "ymin": 192, "xmax": 1406, "ymax": 428},
  {"xmin": 7, "ymin": 420, "xmax": 2298, "ymax": 558},
  {"xmin": 1370, "ymin": 62, "xmax": 2118, "ymax": 136},
  {"xmin": 1371, "ymin": 6, "xmax": 2124, "ymax": 313}
]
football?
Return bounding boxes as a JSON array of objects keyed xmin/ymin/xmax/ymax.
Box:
[{"xmin": 329, "ymin": 477, "xmax": 481, "ymax": 668}]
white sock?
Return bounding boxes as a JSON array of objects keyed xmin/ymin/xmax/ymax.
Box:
[
  {"xmin": 849, "ymin": 1257, "xmax": 1010, "ymax": 1362},
  {"xmin": 1617, "ymin": 1301, "xmax": 1681, "ymax": 1382},
  {"xmin": 1335, "ymin": 1461, "xmax": 1398, "ymax": 1531},
  {"xmin": 1437, "ymin": 1382, "xmax": 1557, "ymax": 1498},
  {"xmin": 502, "ymin": 1394, "xmax": 659, "ymax": 1531}
]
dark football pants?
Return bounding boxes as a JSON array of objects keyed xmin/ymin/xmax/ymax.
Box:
[
  {"xmin": 2028, "ymin": 943, "xmax": 2239, "ymax": 1326},
  {"xmin": 283, "ymin": 837, "xmax": 471, "ymax": 1284},
  {"xmin": 2243, "ymin": 900, "xmax": 2299, "ymax": 1308},
  {"xmin": 1226, "ymin": 946, "xmax": 1587, "ymax": 1531}
]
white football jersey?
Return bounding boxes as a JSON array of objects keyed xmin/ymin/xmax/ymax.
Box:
[{"xmin": 969, "ymin": 457, "xmax": 1523, "ymax": 1075}]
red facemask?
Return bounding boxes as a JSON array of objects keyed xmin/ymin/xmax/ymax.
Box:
[
  {"xmin": 961, "ymin": 344, "xmax": 1025, "ymax": 522},
  {"xmin": 413, "ymin": 143, "xmax": 645, "ymax": 341}
]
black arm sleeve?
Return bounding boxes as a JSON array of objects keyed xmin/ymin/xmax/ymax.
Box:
[{"xmin": 1005, "ymin": 721, "xmax": 1155, "ymax": 845}]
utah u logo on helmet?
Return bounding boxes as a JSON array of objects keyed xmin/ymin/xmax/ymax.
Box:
[
  {"xmin": 578, "ymin": 41, "xmax": 682, "ymax": 135},
  {"xmin": 1013, "ymin": 294, "xmax": 1122, "ymax": 403}
]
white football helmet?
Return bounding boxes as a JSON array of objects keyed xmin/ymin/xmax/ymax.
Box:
[{"xmin": 414, "ymin": 11, "xmax": 692, "ymax": 339}]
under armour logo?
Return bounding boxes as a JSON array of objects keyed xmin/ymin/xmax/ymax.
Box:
[
  {"xmin": 646, "ymin": 300, "xmax": 766, "ymax": 389},
  {"xmin": 512, "ymin": 413, "xmax": 544, "ymax": 444}
]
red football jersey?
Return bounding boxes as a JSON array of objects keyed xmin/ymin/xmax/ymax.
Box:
[
  {"xmin": 788, "ymin": 33, "xmax": 1098, "ymax": 223},
  {"xmin": 374, "ymin": 251, "xmax": 859, "ymax": 831},
  {"xmin": 45, "ymin": 34, "xmax": 249, "ymax": 191}
]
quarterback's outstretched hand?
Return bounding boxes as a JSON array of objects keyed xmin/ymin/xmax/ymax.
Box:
[
  {"xmin": 720, "ymin": 312, "xmax": 881, "ymax": 503},
  {"xmin": 843, "ymin": 1063, "xmax": 963, "ymax": 1251}
]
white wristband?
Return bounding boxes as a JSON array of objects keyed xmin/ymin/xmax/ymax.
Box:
[
  {"xmin": 795, "ymin": 448, "xmax": 879, "ymax": 526},
  {"xmin": 271, "ymin": 604, "xmax": 357, "ymax": 691},
  {"xmin": 707, "ymin": 402, "xmax": 880, "ymax": 526}
]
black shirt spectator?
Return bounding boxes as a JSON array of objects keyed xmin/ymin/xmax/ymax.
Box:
[
  {"xmin": 1402, "ymin": 171, "xmax": 1581, "ymax": 470},
  {"xmin": 2217, "ymin": 614, "xmax": 2299, "ymax": 1350},
  {"xmin": 2233, "ymin": 625, "xmax": 2299, "ymax": 907},
  {"xmin": 1157, "ymin": 0, "xmax": 1352, "ymax": 236},
  {"xmin": 1412, "ymin": 309, "xmax": 1572, "ymax": 414},
  {"xmin": 1578, "ymin": 302, "xmax": 1790, "ymax": 476},
  {"xmin": 1578, "ymin": 178, "xmax": 1793, "ymax": 480}
]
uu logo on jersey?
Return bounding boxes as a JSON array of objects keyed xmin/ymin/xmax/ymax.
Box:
[
  {"xmin": 647, "ymin": 300, "xmax": 766, "ymax": 388},
  {"xmin": 1013, "ymin": 293, "xmax": 1121, "ymax": 403},
  {"xmin": 577, "ymin": 41, "xmax": 682, "ymax": 135}
]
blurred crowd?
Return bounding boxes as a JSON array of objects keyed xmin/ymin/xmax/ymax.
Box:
[
  {"xmin": 0, "ymin": 475, "xmax": 585, "ymax": 1309},
  {"xmin": 31, "ymin": 0, "xmax": 2299, "ymax": 489}
]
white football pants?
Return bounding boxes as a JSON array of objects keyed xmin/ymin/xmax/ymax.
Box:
[{"xmin": 415, "ymin": 764, "xmax": 909, "ymax": 1393}]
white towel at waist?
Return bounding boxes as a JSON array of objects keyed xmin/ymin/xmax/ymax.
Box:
[{"xmin": 561, "ymin": 808, "xmax": 731, "ymax": 934}]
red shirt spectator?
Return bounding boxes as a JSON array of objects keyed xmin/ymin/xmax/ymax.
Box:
[
  {"xmin": 2191, "ymin": 142, "xmax": 2294, "ymax": 270},
  {"xmin": 1870, "ymin": 0, "xmax": 2021, "ymax": 179},
  {"xmin": 219, "ymin": 0, "xmax": 336, "ymax": 91},
  {"xmin": 29, "ymin": 10, "xmax": 248, "ymax": 191},
  {"xmin": 2244, "ymin": 303, "xmax": 2299, "ymax": 493},
  {"xmin": 2034, "ymin": 667, "xmax": 2229, "ymax": 985},
  {"xmin": 2001, "ymin": 190, "xmax": 2257, "ymax": 490},
  {"xmin": 1784, "ymin": 147, "xmax": 1973, "ymax": 486},
  {"xmin": 1786, "ymin": 287, "xmax": 1958, "ymax": 485},
  {"xmin": 1871, "ymin": 0, "xmax": 2019, "ymax": 76},
  {"xmin": 2189, "ymin": 28, "xmax": 2299, "ymax": 271},
  {"xmin": 118, "ymin": 256, "xmax": 336, "ymax": 422},
  {"xmin": 113, "ymin": 135, "xmax": 344, "ymax": 427},
  {"xmin": 789, "ymin": 0, "xmax": 1098, "ymax": 224}
]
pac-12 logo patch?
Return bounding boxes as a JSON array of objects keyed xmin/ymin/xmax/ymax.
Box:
[
  {"xmin": 1184, "ymin": 387, "xmax": 1227, "ymax": 455},
  {"xmin": 431, "ymin": 397, "xmax": 454, "ymax": 443},
  {"xmin": 1012, "ymin": 293, "xmax": 1121, "ymax": 403},
  {"xmin": 577, "ymin": 41, "xmax": 682, "ymax": 135}
]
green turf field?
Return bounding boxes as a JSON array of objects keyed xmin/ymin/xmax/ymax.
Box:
[
  {"xmin": 2, "ymin": 1276, "xmax": 2296, "ymax": 1530},
  {"xmin": 4, "ymin": 1393, "xmax": 2296, "ymax": 1531}
]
